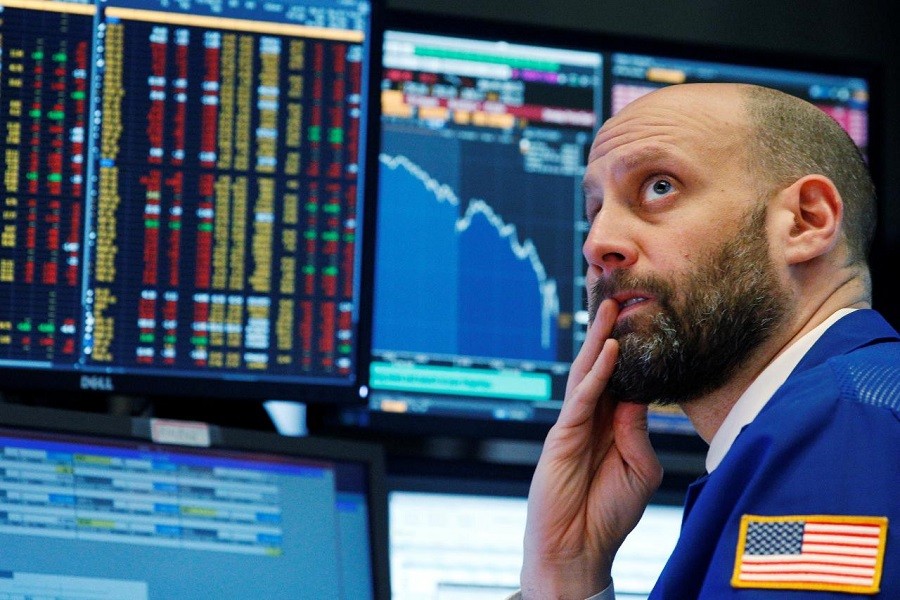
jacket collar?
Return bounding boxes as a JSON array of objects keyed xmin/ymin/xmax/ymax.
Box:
[{"xmin": 791, "ymin": 309, "xmax": 899, "ymax": 376}]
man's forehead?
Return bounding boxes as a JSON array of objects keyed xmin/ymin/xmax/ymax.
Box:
[
  {"xmin": 590, "ymin": 84, "xmax": 748, "ymax": 161},
  {"xmin": 610, "ymin": 83, "xmax": 747, "ymax": 122}
]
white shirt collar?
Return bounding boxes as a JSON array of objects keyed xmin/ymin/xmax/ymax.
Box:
[{"xmin": 705, "ymin": 308, "xmax": 857, "ymax": 473}]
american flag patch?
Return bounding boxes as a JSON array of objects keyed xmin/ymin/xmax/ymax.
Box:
[{"xmin": 732, "ymin": 514, "xmax": 888, "ymax": 594}]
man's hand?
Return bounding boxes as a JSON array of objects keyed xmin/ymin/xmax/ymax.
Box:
[{"xmin": 520, "ymin": 299, "xmax": 664, "ymax": 599}]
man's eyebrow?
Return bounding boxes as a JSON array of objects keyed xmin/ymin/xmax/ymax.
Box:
[
  {"xmin": 582, "ymin": 145, "xmax": 676, "ymax": 206},
  {"xmin": 611, "ymin": 144, "xmax": 676, "ymax": 175}
]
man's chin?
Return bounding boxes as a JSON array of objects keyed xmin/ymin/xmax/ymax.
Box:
[{"xmin": 611, "ymin": 310, "xmax": 663, "ymax": 341}]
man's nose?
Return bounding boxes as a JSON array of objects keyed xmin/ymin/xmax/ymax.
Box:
[{"xmin": 582, "ymin": 207, "xmax": 638, "ymax": 275}]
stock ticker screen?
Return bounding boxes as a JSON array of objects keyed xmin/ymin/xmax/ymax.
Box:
[
  {"xmin": 368, "ymin": 30, "xmax": 606, "ymax": 428},
  {"xmin": 366, "ymin": 30, "xmax": 871, "ymax": 434},
  {"xmin": 0, "ymin": 0, "xmax": 374, "ymax": 398},
  {"xmin": 610, "ymin": 53, "xmax": 869, "ymax": 153}
]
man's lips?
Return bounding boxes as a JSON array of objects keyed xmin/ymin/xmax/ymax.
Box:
[{"xmin": 611, "ymin": 293, "xmax": 654, "ymax": 318}]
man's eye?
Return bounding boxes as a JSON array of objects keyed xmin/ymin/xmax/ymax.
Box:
[{"xmin": 644, "ymin": 178, "xmax": 674, "ymax": 202}]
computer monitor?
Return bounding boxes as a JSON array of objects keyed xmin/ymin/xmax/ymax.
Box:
[
  {"xmin": 0, "ymin": 403, "xmax": 390, "ymax": 599},
  {"xmin": 357, "ymin": 12, "xmax": 873, "ymax": 441},
  {"xmin": 388, "ymin": 475, "xmax": 682, "ymax": 600},
  {"xmin": 609, "ymin": 53, "xmax": 869, "ymax": 154},
  {"xmin": 0, "ymin": 0, "xmax": 378, "ymax": 403},
  {"xmin": 362, "ymin": 18, "xmax": 613, "ymax": 439}
]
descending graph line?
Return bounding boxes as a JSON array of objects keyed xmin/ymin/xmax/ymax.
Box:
[
  {"xmin": 379, "ymin": 153, "xmax": 461, "ymax": 206},
  {"xmin": 379, "ymin": 153, "xmax": 560, "ymax": 350}
]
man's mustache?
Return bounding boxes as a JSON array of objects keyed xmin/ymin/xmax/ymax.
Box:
[{"xmin": 588, "ymin": 272, "xmax": 673, "ymax": 323}]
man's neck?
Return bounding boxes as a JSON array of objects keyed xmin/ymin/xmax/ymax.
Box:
[
  {"xmin": 681, "ymin": 285, "xmax": 870, "ymax": 444},
  {"xmin": 681, "ymin": 348, "xmax": 775, "ymax": 444}
]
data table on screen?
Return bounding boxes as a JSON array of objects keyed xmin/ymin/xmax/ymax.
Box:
[{"xmin": 0, "ymin": 0, "xmax": 376, "ymax": 399}]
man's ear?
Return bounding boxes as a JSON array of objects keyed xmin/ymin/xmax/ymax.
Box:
[{"xmin": 776, "ymin": 174, "xmax": 843, "ymax": 266}]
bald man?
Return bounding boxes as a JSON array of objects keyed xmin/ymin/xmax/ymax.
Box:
[{"xmin": 516, "ymin": 84, "xmax": 900, "ymax": 599}]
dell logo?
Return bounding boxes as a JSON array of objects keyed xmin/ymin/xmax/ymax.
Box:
[{"xmin": 80, "ymin": 375, "xmax": 114, "ymax": 391}]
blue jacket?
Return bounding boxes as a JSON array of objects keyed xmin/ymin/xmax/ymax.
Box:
[{"xmin": 650, "ymin": 309, "xmax": 900, "ymax": 599}]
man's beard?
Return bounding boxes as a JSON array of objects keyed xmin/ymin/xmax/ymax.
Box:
[{"xmin": 588, "ymin": 204, "xmax": 791, "ymax": 406}]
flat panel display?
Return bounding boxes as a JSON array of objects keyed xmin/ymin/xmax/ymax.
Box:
[
  {"xmin": 0, "ymin": 404, "xmax": 390, "ymax": 599},
  {"xmin": 366, "ymin": 26, "xmax": 609, "ymax": 431},
  {"xmin": 610, "ymin": 53, "xmax": 869, "ymax": 152},
  {"xmin": 0, "ymin": 0, "xmax": 377, "ymax": 401},
  {"xmin": 388, "ymin": 477, "xmax": 682, "ymax": 600}
]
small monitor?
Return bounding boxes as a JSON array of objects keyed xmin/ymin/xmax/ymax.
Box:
[
  {"xmin": 0, "ymin": 404, "xmax": 390, "ymax": 599},
  {"xmin": 388, "ymin": 475, "xmax": 682, "ymax": 600}
]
